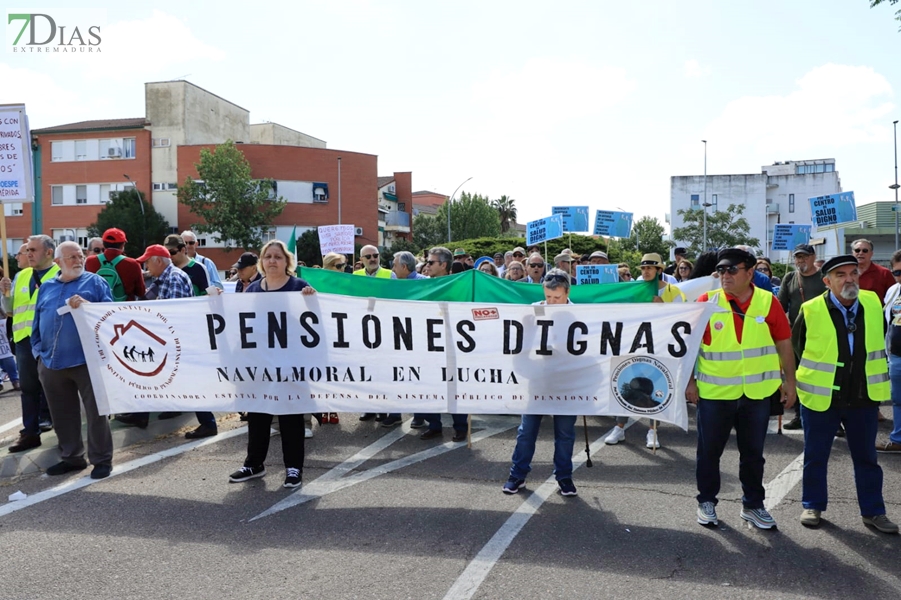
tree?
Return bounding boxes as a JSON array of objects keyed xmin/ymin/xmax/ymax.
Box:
[
  {"xmin": 671, "ymin": 203, "xmax": 761, "ymax": 257},
  {"xmin": 177, "ymin": 141, "xmax": 286, "ymax": 251},
  {"xmin": 88, "ymin": 189, "xmax": 171, "ymax": 258},
  {"xmin": 412, "ymin": 212, "xmax": 447, "ymax": 249},
  {"xmin": 871, "ymin": 0, "xmax": 901, "ymax": 29},
  {"xmin": 615, "ymin": 216, "xmax": 668, "ymax": 258},
  {"xmin": 293, "ymin": 229, "xmax": 322, "ymax": 268},
  {"xmin": 492, "ymin": 195, "xmax": 517, "ymax": 233},
  {"xmin": 413, "ymin": 192, "xmax": 501, "ymax": 248}
]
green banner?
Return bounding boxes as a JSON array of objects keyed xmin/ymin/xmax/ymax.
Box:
[{"xmin": 297, "ymin": 268, "xmax": 656, "ymax": 304}]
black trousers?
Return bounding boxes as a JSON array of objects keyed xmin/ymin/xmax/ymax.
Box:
[{"xmin": 244, "ymin": 412, "xmax": 305, "ymax": 471}]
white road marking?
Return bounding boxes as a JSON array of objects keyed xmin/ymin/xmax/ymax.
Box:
[
  {"xmin": 0, "ymin": 418, "xmax": 22, "ymax": 436},
  {"xmin": 442, "ymin": 420, "xmax": 636, "ymax": 600},
  {"xmin": 0, "ymin": 427, "xmax": 248, "ymax": 518},
  {"xmin": 250, "ymin": 416, "xmax": 520, "ymax": 522}
]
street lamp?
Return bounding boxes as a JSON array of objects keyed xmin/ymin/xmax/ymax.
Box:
[
  {"xmin": 123, "ymin": 174, "xmax": 146, "ymax": 250},
  {"xmin": 702, "ymin": 140, "xmax": 708, "ymax": 250},
  {"xmin": 892, "ymin": 120, "xmax": 899, "ymax": 249},
  {"xmin": 446, "ymin": 176, "xmax": 473, "ymax": 243}
]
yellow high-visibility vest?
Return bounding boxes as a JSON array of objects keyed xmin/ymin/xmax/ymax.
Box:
[
  {"xmin": 696, "ymin": 288, "xmax": 782, "ymax": 400},
  {"xmin": 353, "ymin": 267, "xmax": 393, "ymax": 279},
  {"xmin": 796, "ymin": 290, "xmax": 889, "ymax": 411},
  {"xmin": 11, "ymin": 265, "xmax": 60, "ymax": 342}
]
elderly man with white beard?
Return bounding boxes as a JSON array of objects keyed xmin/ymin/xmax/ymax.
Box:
[
  {"xmin": 792, "ymin": 255, "xmax": 898, "ymax": 534},
  {"xmin": 31, "ymin": 241, "xmax": 114, "ymax": 479}
]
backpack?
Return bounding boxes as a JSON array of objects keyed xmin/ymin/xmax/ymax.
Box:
[{"xmin": 97, "ymin": 254, "xmax": 127, "ymax": 301}]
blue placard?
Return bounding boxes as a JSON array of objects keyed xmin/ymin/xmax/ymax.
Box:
[
  {"xmin": 593, "ymin": 210, "xmax": 633, "ymax": 238},
  {"xmin": 526, "ymin": 214, "xmax": 565, "ymax": 246},
  {"xmin": 808, "ymin": 191, "xmax": 856, "ymax": 228},
  {"xmin": 575, "ymin": 264, "xmax": 620, "ymax": 285},
  {"xmin": 552, "ymin": 206, "xmax": 590, "ymax": 233},
  {"xmin": 771, "ymin": 224, "xmax": 811, "ymax": 251}
]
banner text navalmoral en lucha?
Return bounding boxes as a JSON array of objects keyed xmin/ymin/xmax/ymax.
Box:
[{"xmin": 69, "ymin": 293, "xmax": 722, "ymax": 430}]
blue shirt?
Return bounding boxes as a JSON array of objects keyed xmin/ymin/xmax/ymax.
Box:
[
  {"xmin": 828, "ymin": 292, "xmax": 859, "ymax": 354},
  {"xmin": 32, "ymin": 271, "xmax": 113, "ymax": 369},
  {"xmin": 195, "ymin": 252, "xmax": 223, "ymax": 290},
  {"xmin": 406, "ymin": 271, "xmax": 428, "ymax": 280},
  {"xmin": 149, "ymin": 263, "xmax": 194, "ymax": 300}
]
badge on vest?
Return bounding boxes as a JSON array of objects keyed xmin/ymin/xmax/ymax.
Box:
[{"xmin": 755, "ymin": 316, "xmax": 765, "ymax": 324}]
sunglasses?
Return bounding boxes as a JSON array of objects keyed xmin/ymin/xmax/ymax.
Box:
[
  {"xmin": 168, "ymin": 249, "xmax": 179, "ymax": 256},
  {"xmin": 335, "ymin": 263, "xmax": 347, "ymax": 270},
  {"xmin": 715, "ymin": 265, "xmax": 746, "ymax": 275},
  {"xmin": 426, "ymin": 260, "xmax": 439, "ymax": 265},
  {"xmin": 509, "ymin": 267, "xmax": 523, "ymax": 271},
  {"xmin": 528, "ymin": 263, "xmax": 545, "ymax": 268},
  {"xmin": 892, "ymin": 270, "xmax": 901, "ymax": 277},
  {"xmin": 852, "ymin": 248, "xmax": 870, "ymax": 253},
  {"xmin": 185, "ymin": 241, "xmax": 197, "ymax": 245},
  {"xmin": 362, "ymin": 253, "xmax": 378, "ymax": 259},
  {"xmin": 91, "ymin": 248, "xmax": 103, "ymax": 253},
  {"xmin": 544, "ymin": 273, "xmax": 569, "ymax": 283},
  {"xmin": 678, "ymin": 265, "xmax": 691, "ymax": 270}
]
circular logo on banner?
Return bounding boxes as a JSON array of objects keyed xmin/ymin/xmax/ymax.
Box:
[
  {"xmin": 610, "ymin": 356, "xmax": 675, "ymax": 415},
  {"xmin": 100, "ymin": 309, "xmax": 180, "ymax": 390}
]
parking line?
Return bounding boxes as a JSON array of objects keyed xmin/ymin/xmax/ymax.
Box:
[{"xmin": 0, "ymin": 418, "xmax": 22, "ymax": 436}]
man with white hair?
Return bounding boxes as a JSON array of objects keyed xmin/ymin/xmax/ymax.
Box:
[
  {"xmin": 392, "ymin": 250, "xmax": 427, "ymax": 280},
  {"xmin": 180, "ymin": 230, "xmax": 223, "ymax": 290},
  {"xmin": 32, "ymin": 242, "xmax": 114, "ymax": 479}
]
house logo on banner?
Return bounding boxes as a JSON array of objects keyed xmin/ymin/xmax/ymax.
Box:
[
  {"xmin": 100, "ymin": 308, "xmax": 180, "ymax": 390},
  {"xmin": 610, "ymin": 355, "xmax": 674, "ymax": 415}
]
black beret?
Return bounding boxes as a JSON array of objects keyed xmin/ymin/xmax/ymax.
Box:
[
  {"xmin": 716, "ymin": 248, "xmax": 756, "ymax": 268},
  {"xmin": 821, "ymin": 254, "xmax": 858, "ymax": 274}
]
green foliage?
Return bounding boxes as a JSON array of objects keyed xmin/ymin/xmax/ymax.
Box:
[
  {"xmin": 384, "ymin": 238, "xmax": 418, "ymax": 264},
  {"xmin": 871, "ymin": 0, "xmax": 901, "ymax": 29},
  {"xmin": 671, "ymin": 203, "xmax": 761, "ymax": 257},
  {"xmin": 177, "ymin": 141, "xmax": 287, "ymax": 251},
  {"xmin": 87, "ymin": 189, "xmax": 171, "ymax": 257},
  {"xmin": 414, "ymin": 192, "xmax": 501, "ymax": 248},
  {"xmin": 293, "ymin": 229, "xmax": 322, "ymax": 268},
  {"xmin": 492, "ymin": 195, "xmax": 517, "ymax": 233},
  {"xmin": 443, "ymin": 234, "xmax": 608, "ymax": 262}
]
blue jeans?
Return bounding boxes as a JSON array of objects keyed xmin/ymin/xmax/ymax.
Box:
[
  {"xmin": 196, "ymin": 411, "xmax": 216, "ymax": 428},
  {"xmin": 16, "ymin": 337, "xmax": 51, "ymax": 436},
  {"xmin": 801, "ymin": 404, "xmax": 885, "ymax": 516},
  {"xmin": 0, "ymin": 355, "xmax": 18, "ymax": 381},
  {"xmin": 509, "ymin": 414, "xmax": 577, "ymax": 481},
  {"xmin": 695, "ymin": 396, "xmax": 770, "ymax": 509},
  {"xmin": 421, "ymin": 413, "xmax": 468, "ymax": 432},
  {"xmin": 889, "ymin": 353, "xmax": 901, "ymax": 444}
]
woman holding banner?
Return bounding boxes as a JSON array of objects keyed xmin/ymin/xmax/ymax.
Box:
[{"xmin": 228, "ymin": 240, "xmax": 317, "ymax": 489}]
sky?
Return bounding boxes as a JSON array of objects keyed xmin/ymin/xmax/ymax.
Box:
[{"xmin": 2, "ymin": 0, "xmax": 900, "ymax": 232}]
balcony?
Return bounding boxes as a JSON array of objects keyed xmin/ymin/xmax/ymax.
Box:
[{"xmin": 385, "ymin": 211, "xmax": 411, "ymax": 232}]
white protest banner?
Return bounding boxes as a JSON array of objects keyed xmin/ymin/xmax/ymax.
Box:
[
  {"xmin": 0, "ymin": 105, "xmax": 33, "ymax": 204},
  {"xmin": 317, "ymin": 224, "xmax": 355, "ymax": 255},
  {"xmin": 70, "ymin": 294, "xmax": 722, "ymax": 430},
  {"xmin": 575, "ymin": 265, "xmax": 619, "ymax": 285}
]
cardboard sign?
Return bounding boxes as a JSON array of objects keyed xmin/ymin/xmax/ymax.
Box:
[
  {"xmin": 771, "ymin": 224, "xmax": 811, "ymax": 251},
  {"xmin": 317, "ymin": 224, "xmax": 355, "ymax": 255},
  {"xmin": 575, "ymin": 264, "xmax": 620, "ymax": 285},
  {"xmin": 526, "ymin": 214, "xmax": 564, "ymax": 246},
  {"xmin": 0, "ymin": 104, "xmax": 33, "ymax": 204},
  {"xmin": 552, "ymin": 206, "xmax": 590, "ymax": 233},
  {"xmin": 809, "ymin": 192, "xmax": 856, "ymax": 228},
  {"xmin": 593, "ymin": 210, "xmax": 633, "ymax": 238}
]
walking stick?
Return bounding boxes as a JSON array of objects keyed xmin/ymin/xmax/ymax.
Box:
[{"xmin": 582, "ymin": 416, "xmax": 592, "ymax": 467}]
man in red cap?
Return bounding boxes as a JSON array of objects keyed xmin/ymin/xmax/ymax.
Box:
[{"xmin": 85, "ymin": 228, "xmax": 145, "ymax": 301}]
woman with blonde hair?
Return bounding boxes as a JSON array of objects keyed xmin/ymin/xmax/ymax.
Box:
[
  {"xmin": 505, "ymin": 261, "xmax": 526, "ymax": 281},
  {"xmin": 322, "ymin": 252, "xmax": 348, "ymax": 272},
  {"xmin": 478, "ymin": 261, "xmax": 499, "ymax": 277}
]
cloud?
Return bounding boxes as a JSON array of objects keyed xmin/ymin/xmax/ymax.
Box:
[
  {"xmin": 46, "ymin": 10, "xmax": 225, "ymax": 80},
  {"xmin": 703, "ymin": 64, "xmax": 894, "ymax": 159},
  {"xmin": 683, "ymin": 59, "xmax": 710, "ymax": 78},
  {"xmin": 470, "ymin": 58, "xmax": 636, "ymax": 132}
]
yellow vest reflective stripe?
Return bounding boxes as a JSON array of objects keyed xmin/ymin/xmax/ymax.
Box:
[
  {"xmin": 696, "ymin": 288, "xmax": 782, "ymax": 400},
  {"xmin": 796, "ymin": 291, "xmax": 890, "ymax": 411},
  {"xmin": 353, "ymin": 267, "xmax": 392, "ymax": 279},
  {"xmin": 10, "ymin": 265, "xmax": 60, "ymax": 342}
]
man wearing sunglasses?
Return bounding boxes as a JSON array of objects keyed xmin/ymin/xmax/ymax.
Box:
[
  {"xmin": 86, "ymin": 237, "xmax": 104, "ymax": 255},
  {"xmin": 686, "ymin": 247, "xmax": 796, "ymax": 530},
  {"xmin": 851, "ymin": 239, "xmax": 894, "ymax": 304},
  {"xmin": 84, "ymin": 228, "xmax": 146, "ymax": 302},
  {"xmin": 181, "ymin": 230, "xmax": 223, "ymax": 291},
  {"xmin": 792, "ymin": 255, "xmax": 897, "ymax": 534},
  {"xmin": 524, "ymin": 254, "xmax": 546, "ymax": 283},
  {"xmin": 353, "ymin": 245, "xmax": 395, "ymax": 279}
]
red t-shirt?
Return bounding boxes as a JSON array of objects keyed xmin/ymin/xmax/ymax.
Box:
[
  {"xmin": 859, "ymin": 262, "xmax": 895, "ymax": 305},
  {"xmin": 698, "ymin": 286, "xmax": 791, "ymax": 345},
  {"xmin": 85, "ymin": 249, "xmax": 147, "ymax": 300}
]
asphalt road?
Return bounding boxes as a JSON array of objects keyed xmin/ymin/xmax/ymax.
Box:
[{"xmin": 0, "ymin": 407, "xmax": 899, "ymax": 600}]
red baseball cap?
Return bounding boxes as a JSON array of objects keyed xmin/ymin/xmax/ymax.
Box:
[
  {"xmin": 102, "ymin": 228, "xmax": 127, "ymax": 243},
  {"xmin": 136, "ymin": 244, "xmax": 170, "ymax": 263}
]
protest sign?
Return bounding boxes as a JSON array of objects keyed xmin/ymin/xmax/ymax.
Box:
[
  {"xmin": 593, "ymin": 210, "xmax": 633, "ymax": 238},
  {"xmin": 70, "ymin": 294, "xmax": 720, "ymax": 430},
  {"xmin": 526, "ymin": 215, "xmax": 564, "ymax": 246},
  {"xmin": 0, "ymin": 104, "xmax": 33, "ymax": 204},
  {"xmin": 771, "ymin": 224, "xmax": 811, "ymax": 251},
  {"xmin": 317, "ymin": 224, "xmax": 355, "ymax": 255},
  {"xmin": 575, "ymin": 265, "xmax": 620, "ymax": 285},
  {"xmin": 552, "ymin": 206, "xmax": 590, "ymax": 233},
  {"xmin": 809, "ymin": 192, "xmax": 856, "ymax": 228}
]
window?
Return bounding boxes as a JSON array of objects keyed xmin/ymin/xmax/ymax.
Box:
[
  {"xmin": 711, "ymin": 194, "xmax": 717, "ymax": 210},
  {"xmin": 75, "ymin": 140, "xmax": 87, "ymax": 160},
  {"xmin": 123, "ymin": 138, "xmax": 136, "ymax": 159},
  {"xmin": 690, "ymin": 194, "xmax": 699, "ymax": 208},
  {"xmin": 152, "ymin": 138, "xmax": 170, "ymax": 148},
  {"xmin": 3, "ymin": 203, "xmax": 23, "ymax": 217},
  {"xmin": 51, "ymin": 141, "xmax": 64, "ymax": 161},
  {"xmin": 167, "ymin": 183, "xmax": 178, "ymax": 190},
  {"xmin": 789, "ymin": 193, "xmax": 795, "ymax": 213},
  {"xmin": 51, "ymin": 186, "xmax": 63, "ymax": 205},
  {"xmin": 76, "ymin": 185, "xmax": 87, "ymax": 204},
  {"xmin": 398, "ymin": 202, "xmax": 406, "ymax": 211}
]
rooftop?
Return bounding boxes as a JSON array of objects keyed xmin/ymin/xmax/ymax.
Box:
[{"xmin": 32, "ymin": 118, "xmax": 149, "ymax": 134}]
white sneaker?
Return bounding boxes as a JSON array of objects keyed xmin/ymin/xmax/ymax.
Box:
[
  {"xmin": 304, "ymin": 427, "xmax": 313, "ymax": 439},
  {"xmin": 646, "ymin": 429, "xmax": 660, "ymax": 449},
  {"xmin": 604, "ymin": 427, "xmax": 625, "ymax": 445}
]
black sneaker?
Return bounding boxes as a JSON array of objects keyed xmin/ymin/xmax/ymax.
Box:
[
  {"xmin": 410, "ymin": 418, "xmax": 427, "ymax": 429},
  {"xmin": 46, "ymin": 460, "xmax": 88, "ymax": 476},
  {"xmin": 502, "ymin": 476, "xmax": 525, "ymax": 494},
  {"xmin": 783, "ymin": 415, "xmax": 802, "ymax": 430},
  {"xmin": 229, "ymin": 465, "xmax": 266, "ymax": 483},
  {"xmin": 283, "ymin": 467, "xmax": 302, "ymax": 489},
  {"xmin": 374, "ymin": 413, "xmax": 386, "ymax": 422},
  {"xmin": 558, "ymin": 478, "xmax": 578, "ymax": 496},
  {"xmin": 90, "ymin": 464, "xmax": 112, "ymax": 480},
  {"xmin": 359, "ymin": 413, "xmax": 376, "ymax": 421},
  {"xmin": 381, "ymin": 415, "xmax": 402, "ymax": 427},
  {"xmin": 185, "ymin": 424, "xmax": 217, "ymax": 439}
]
